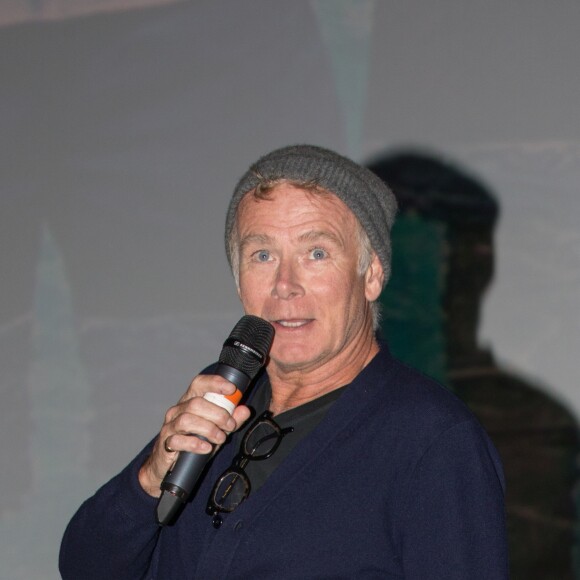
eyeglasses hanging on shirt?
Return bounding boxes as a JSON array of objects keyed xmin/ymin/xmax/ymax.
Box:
[{"xmin": 206, "ymin": 410, "xmax": 294, "ymax": 529}]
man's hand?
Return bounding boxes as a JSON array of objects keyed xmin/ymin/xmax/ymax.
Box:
[{"xmin": 138, "ymin": 374, "xmax": 252, "ymax": 497}]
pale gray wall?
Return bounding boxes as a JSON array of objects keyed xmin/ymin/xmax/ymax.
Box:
[{"xmin": 1, "ymin": 1, "xmax": 579, "ymax": 577}]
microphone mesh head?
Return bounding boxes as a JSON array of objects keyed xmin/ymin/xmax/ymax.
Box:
[{"xmin": 219, "ymin": 315, "xmax": 275, "ymax": 379}]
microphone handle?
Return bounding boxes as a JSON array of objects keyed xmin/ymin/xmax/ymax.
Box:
[{"xmin": 156, "ymin": 364, "xmax": 251, "ymax": 526}]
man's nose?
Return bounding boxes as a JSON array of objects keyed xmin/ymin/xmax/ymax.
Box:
[{"xmin": 271, "ymin": 257, "xmax": 305, "ymax": 300}]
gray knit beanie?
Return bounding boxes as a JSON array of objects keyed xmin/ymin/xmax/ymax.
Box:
[{"xmin": 225, "ymin": 144, "xmax": 398, "ymax": 286}]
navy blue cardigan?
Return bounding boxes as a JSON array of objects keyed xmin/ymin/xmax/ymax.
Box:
[{"xmin": 60, "ymin": 346, "xmax": 509, "ymax": 579}]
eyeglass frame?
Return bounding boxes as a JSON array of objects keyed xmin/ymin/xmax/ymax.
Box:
[{"xmin": 206, "ymin": 409, "xmax": 294, "ymax": 528}]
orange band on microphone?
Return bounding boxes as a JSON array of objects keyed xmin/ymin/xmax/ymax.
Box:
[{"xmin": 223, "ymin": 389, "xmax": 243, "ymax": 406}]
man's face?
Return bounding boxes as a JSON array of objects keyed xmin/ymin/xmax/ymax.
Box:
[{"xmin": 235, "ymin": 183, "xmax": 382, "ymax": 377}]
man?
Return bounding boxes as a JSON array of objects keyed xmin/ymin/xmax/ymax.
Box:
[{"xmin": 60, "ymin": 145, "xmax": 509, "ymax": 579}]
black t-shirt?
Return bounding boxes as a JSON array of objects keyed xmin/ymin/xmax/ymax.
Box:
[{"xmin": 234, "ymin": 380, "xmax": 346, "ymax": 493}]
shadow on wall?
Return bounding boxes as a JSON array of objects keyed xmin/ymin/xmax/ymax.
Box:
[{"xmin": 368, "ymin": 150, "xmax": 579, "ymax": 580}]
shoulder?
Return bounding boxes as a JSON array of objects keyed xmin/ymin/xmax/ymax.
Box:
[
  {"xmin": 341, "ymin": 345, "xmax": 503, "ymax": 476},
  {"xmin": 356, "ymin": 344, "xmax": 476, "ymax": 429}
]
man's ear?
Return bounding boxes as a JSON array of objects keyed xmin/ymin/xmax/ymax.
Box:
[{"xmin": 364, "ymin": 253, "xmax": 384, "ymax": 302}]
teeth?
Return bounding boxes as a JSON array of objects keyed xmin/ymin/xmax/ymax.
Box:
[{"xmin": 277, "ymin": 320, "xmax": 308, "ymax": 328}]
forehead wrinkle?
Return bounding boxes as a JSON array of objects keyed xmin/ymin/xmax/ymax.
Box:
[
  {"xmin": 240, "ymin": 229, "xmax": 344, "ymax": 249},
  {"xmin": 298, "ymin": 229, "xmax": 344, "ymax": 247}
]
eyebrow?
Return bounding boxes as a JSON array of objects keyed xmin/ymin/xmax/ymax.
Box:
[{"xmin": 239, "ymin": 234, "xmax": 274, "ymax": 253}]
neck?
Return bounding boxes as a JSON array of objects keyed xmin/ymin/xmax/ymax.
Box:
[{"xmin": 266, "ymin": 330, "xmax": 379, "ymax": 416}]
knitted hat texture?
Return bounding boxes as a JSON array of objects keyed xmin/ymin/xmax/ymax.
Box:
[{"xmin": 225, "ymin": 145, "xmax": 398, "ymax": 286}]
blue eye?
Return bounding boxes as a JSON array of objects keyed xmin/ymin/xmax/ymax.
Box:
[
  {"xmin": 310, "ymin": 248, "xmax": 327, "ymax": 260},
  {"xmin": 255, "ymin": 250, "xmax": 270, "ymax": 262}
]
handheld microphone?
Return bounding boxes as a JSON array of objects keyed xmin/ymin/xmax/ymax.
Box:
[{"xmin": 156, "ymin": 315, "xmax": 274, "ymax": 526}]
